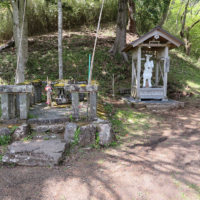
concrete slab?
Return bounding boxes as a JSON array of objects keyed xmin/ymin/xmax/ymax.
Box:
[{"xmin": 123, "ymin": 97, "xmax": 184, "ymax": 112}]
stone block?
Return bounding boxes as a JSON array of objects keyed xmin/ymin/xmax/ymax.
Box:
[
  {"xmin": 0, "ymin": 127, "xmax": 12, "ymax": 136},
  {"xmin": 90, "ymin": 92, "xmax": 97, "ymax": 120},
  {"xmin": 72, "ymin": 93, "xmax": 79, "ymax": 118},
  {"xmin": 0, "ymin": 85, "xmax": 34, "ymax": 93},
  {"xmin": 64, "ymin": 123, "xmax": 78, "ymax": 143},
  {"xmin": 1, "ymin": 94, "xmax": 11, "ymax": 119},
  {"xmin": 32, "ymin": 124, "xmax": 66, "ymax": 134},
  {"xmin": 79, "ymin": 124, "xmax": 96, "ymax": 146},
  {"xmin": 19, "ymin": 94, "xmax": 29, "ymax": 120},
  {"xmin": 97, "ymin": 124, "xmax": 115, "ymax": 146},
  {"xmin": 2, "ymin": 140, "xmax": 67, "ymax": 166},
  {"xmin": 12, "ymin": 123, "xmax": 30, "ymax": 141}
]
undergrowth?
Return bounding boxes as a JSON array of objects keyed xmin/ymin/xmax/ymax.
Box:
[{"xmin": 0, "ymin": 135, "xmax": 11, "ymax": 146}]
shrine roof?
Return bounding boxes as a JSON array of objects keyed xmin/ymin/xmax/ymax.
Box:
[{"xmin": 122, "ymin": 26, "xmax": 185, "ymax": 52}]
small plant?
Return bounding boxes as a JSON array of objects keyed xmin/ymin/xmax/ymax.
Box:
[
  {"xmin": 109, "ymin": 141, "xmax": 118, "ymax": 147},
  {"xmin": 93, "ymin": 132, "xmax": 100, "ymax": 149},
  {"xmin": 44, "ymin": 137, "xmax": 49, "ymax": 140},
  {"xmin": 23, "ymin": 135, "xmax": 33, "ymax": 141},
  {"xmin": 28, "ymin": 114, "xmax": 38, "ymax": 119},
  {"xmin": 0, "ymin": 135, "xmax": 11, "ymax": 146},
  {"xmin": 10, "ymin": 126, "xmax": 18, "ymax": 133},
  {"xmin": 71, "ymin": 127, "xmax": 80, "ymax": 146},
  {"xmin": 69, "ymin": 115, "xmax": 73, "ymax": 122}
]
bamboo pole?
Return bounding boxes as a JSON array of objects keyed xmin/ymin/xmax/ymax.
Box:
[{"xmin": 88, "ymin": 0, "xmax": 104, "ymax": 85}]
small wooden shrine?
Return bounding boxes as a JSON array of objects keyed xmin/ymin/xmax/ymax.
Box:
[{"xmin": 122, "ymin": 26, "xmax": 184, "ymax": 101}]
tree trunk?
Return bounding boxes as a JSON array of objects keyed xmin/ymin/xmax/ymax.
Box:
[
  {"xmin": 109, "ymin": 0, "xmax": 128, "ymax": 62},
  {"xmin": 58, "ymin": 0, "xmax": 63, "ymax": 79},
  {"xmin": 128, "ymin": 0, "xmax": 136, "ymax": 33},
  {"xmin": 184, "ymin": 38, "xmax": 192, "ymax": 55},
  {"xmin": 158, "ymin": 0, "xmax": 171, "ymax": 27},
  {"xmin": 11, "ymin": 0, "xmax": 28, "ymax": 84}
]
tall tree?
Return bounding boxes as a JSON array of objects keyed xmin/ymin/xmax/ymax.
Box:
[
  {"xmin": 109, "ymin": 0, "xmax": 128, "ymax": 61},
  {"xmin": 58, "ymin": 0, "xmax": 63, "ymax": 79},
  {"xmin": 180, "ymin": 0, "xmax": 200, "ymax": 55},
  {"xmin": 10, "ymin": 0, "xmax": 28, "ymax": 84},
  {"xmin": 128, "ymin": 0, "xmax": 137, "ymax": 34},
  {"xmin": 158, "ymin": 0, "xmax": 171, "ymax": 27}
]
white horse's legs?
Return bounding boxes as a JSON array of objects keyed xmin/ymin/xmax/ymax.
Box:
[
  {"xmin": 148, "ymin": 77, "xmax": 152, "ymax": 87},
  {"xmin": 143, "ymin": 76, "xmax": 146, "ymax": 87}
]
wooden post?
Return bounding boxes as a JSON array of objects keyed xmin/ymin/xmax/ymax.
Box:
[
  {"xmin": 155, "ymin": 56, "xmax": 159, "ymax": 86},
  {"xmin": 163, "ymin": 46, "xmax": 168, "ymax": 101},
  {"xmin": 131, "ymin": 53, "xmax": 134, "ymax": 97},
  {"xmin": 136, "ymin": 46, "xmax": 141, "ymax": 100}
]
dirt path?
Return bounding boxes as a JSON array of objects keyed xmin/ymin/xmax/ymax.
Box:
[{"xmin": 0, "ymin": 102, "xmax": 200, "ymax": 200}]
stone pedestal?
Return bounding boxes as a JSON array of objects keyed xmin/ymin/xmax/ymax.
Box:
[
  {"xmin": 90, "ymin": 92, "xmax": 97, "ymax": 120},
  {"xmin": 64, "ymin": 84, "xmax": 98, "ymax": 120},
  {"xmin": 19, "ymin": 94, "xmax": 29, "ymax": 120},
  {"xmin": 72, "ymin": 93, "xmax": 79, "ymax": 118},
  {"xmin": 38, "ymin": 85, "xmax": 42, "ymax": 102},
  {"xmin": 30, "ymin": 92, "xmax": 35, "ymax": 105},
  {"xmin": 34, "ymin": 86, "xmax": 38, "ymax": 103},
  {"xmin": 1, "ymin": 94, "xmax": 11, "ymax": 120},
  {"xmin": 0, "ymin": 85, "xmax": 34, "ymax": 120}
]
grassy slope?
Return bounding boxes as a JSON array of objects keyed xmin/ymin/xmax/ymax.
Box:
[{"xmin": 0, "ymin": 23, "xmax": 200, "ymax": 99}]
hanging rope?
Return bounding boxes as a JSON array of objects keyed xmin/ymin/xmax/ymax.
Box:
[
  {"xmin": 88, "ymin": 0, "xmax": 105, "ymax": 85},
  {"xmin": 15, "ymin": 0, "xmax": 27, "ymax": 85}
]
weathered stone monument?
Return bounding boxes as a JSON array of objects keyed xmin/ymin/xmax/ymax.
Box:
[{"xmin": 0, "ymin": 85, "xmax": 34, "ymax": 120}]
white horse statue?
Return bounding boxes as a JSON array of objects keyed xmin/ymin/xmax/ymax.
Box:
[{"xmin": 143, "ymin": 54, "xmax": 154, "ymax": 87}]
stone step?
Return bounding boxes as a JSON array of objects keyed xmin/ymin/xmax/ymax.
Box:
[
  {"xmin": 27, "ymin": 117, "xmax": 70, "ymax": 125},
  {"xmin": 31, "ymin": 124, "xmax": 66, "ymax": 134},
  {"xmin": 2, "ymin": 139, "xmax": 68, "ymax": 166}
]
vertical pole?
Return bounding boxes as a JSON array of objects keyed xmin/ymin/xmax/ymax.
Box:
[
  {"xmin": 163, "ymin": 46, "xmax": 169, "ymax": 101},
  {"xmin": 88, "ymin": 54, "xmax": 91, "ymax": 82},
  {"xmin": 88, "ymin": 0, "xmax": 104, "ymax": 85},
  {"xmin": 131, "ymin": 51, "xmax": 135, "ymax": 98},
  {"xmin": 136, "ymin": 46, "xmax": 141, "ymax": 100},
  {"xmin": 155, "ymin": 52, "xmax": 159, "ymax": 86}
]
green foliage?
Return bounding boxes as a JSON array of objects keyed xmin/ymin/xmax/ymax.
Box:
[
  {"xmin": 0, "ymin": 0, "xmax": 118, "ymax": 41},
  {"xmin": 0, "ymin": 105, "xmax": 1, "ymax": 118},
  {"xmin": 23, "ymin": 132, "xmax": 37, "ymax": 141},
  {"xmin": 69, "ymin": 115, "xmax": 73, "ymax": 122},
  {"xmin": 44, "ymin": 137, "xmax": 49, "ymax": 140},
  {"xmin": 92, "ymin": 132, "xmax": 100, "ymax": 149},
  {"xmin": 28, "ymin": 113, "xmax": 38, "ymax": 119},
  {"xmin": 0, "ymin": 135, "xmax": 11, "ymax": 145},
  {"xmin": 71, "ymin": 127, "xmax": 80, "ymax": 146},
  {"xmin": 104, "ymin": 103, "xmax": 113, "ymax": 113},
  {"xmin": 10, "ymin": 126, "xmax": 18, "ymax": 134},
  {"xmin": 164, "ymin": 0, "xmax": 200, "ymax": 58},
  {"xmin": 108, "ymin": 141, "xmax": 118, "ymax": 147},
  {"xmin": 136, "ymin": 0, "xmax": 170, "ymax": 34}
]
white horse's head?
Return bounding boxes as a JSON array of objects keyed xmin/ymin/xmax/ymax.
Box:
[{"xmin": 145, "ymin": 54, "xmax": 153, "ymax": 61}]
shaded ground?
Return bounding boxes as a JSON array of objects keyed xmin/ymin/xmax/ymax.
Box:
[{"xmin": 0, "ymin": 99, "xmax": 200, "ymax": 200}]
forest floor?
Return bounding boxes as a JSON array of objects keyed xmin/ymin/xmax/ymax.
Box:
[{"xmin": 0, "ymin": 24, "xmax": 200, "ymax": 200}]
